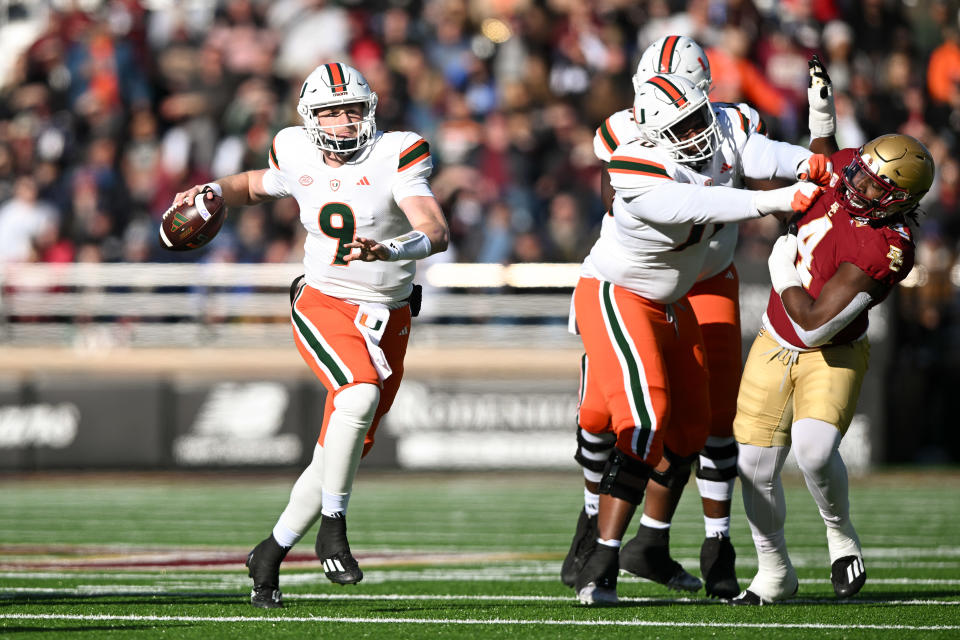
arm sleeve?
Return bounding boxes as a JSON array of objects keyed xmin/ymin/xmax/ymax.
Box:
[
  {"xmin": 784, "ymin": 291, "xmax": 873, "ymax": 347},
  {"xmin": 742, "ymin": 134, "xmax": 812, "ymax": 181},
  {"xmin": 618, "ymin": 182, "xmax": 758, "ymax": 225},
  {"xmin": 393, "ymin": 135, "xmax": 435, "ymax": 202}
]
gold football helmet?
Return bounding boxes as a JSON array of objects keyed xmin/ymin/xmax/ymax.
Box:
[{"xmin": 839, "ymin": 133, "xmax": 935, "ymax": 219}]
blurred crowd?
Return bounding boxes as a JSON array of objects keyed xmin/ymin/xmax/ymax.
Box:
[{"xmin": 0, "ymin": 1, "xmax": 959, "ymax": 457}]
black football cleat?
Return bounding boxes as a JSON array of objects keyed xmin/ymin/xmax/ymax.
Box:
[
  {"xmin": 700, "ymin": 534, "xmax": 740, "ymax": 599},
  {"xmin": 831, "ymin": 555, "xmax": 866, "ymax": 598},
  {"xmin": 561, "ymin": 508, "xmax": 598, "ymax": 588},
  {"xmin": 729, "ymin": 589, "xmax": 768, "ymax": 605},
  {"xmin": 316, "ymin": 513, "xmax": 363, "ymax": 585},
  {"xmin": 245, "ymin": 535, "xmax": 289, "ymax": 608},
  {"xmin": 620, "ymin": 525, "xmax": 702, "ymax": 592},
  {"xmin": 574, "ymin": 544, "xmax": 619, "ymax": 604}
]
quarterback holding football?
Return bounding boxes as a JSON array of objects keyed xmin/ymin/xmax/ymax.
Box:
[{"xmin": 173, "ymin": 62, "xmax": 448, "ymax": 608}]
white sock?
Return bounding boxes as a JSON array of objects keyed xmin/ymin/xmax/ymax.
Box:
[
  {"xmin": 321, "ymin": 490, "xmax": 350, "ymax": 517},
  {"xmin": 738, "ymin": 443, "xmax": 790, "ymax": 540},
  {"xmin": 792, "ymin": 418, "xmax": 861, "ymax": 562},
  {"xmin": 597, "ymin": 538, "xmax": 621, "ymax": 548},
  {"xmin": 704, "ymin": 516, "xmax": 730, "ymax": 538},
  {"xmin": 271, "ymin": 521, "xmax": 301, "ymax": 548},
  {"xmin": 584, "ymin": 488, "xmax": 599, "ymax": 517},
  {"xmin": 640, "ymin": 514, "xmax": 670, "ymax": 530}
]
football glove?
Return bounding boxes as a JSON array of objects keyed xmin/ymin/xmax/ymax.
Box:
[
  {"xmin": 808, "ymin": 55, "xmax": 836, "ymax": 139},
  {"xmin": 753, "ymin": 182, "xmax": 823, "ymax": 217},
  {"xmin": 768, "ymin": 233, "xmax": 803, "ymax": 295},
  {"xmin": 796, "ymin": 154, "xmax": 836, "ymax": 187}
]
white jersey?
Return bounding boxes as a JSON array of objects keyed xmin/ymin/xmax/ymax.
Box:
[
  {"xmin": 263, "ymin": 127, "xmax": 434, "ymax": 304},
  {"xmin": 593, "ymin": 102, "xmax": 777, "ymax": 281},
  {"xmin": 583, "ymin": 112, "xmax": 811, "ymax": 304}
]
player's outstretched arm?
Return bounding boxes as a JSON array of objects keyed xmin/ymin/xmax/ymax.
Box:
[
  {"xmin": 807, "ymin": 55, "xmax": 839, "ymax": 156},
  {"xmin": 343, "ymin": 195, "xmax": 449, "ymax": 263},
  {"xmin": 173, "ymin": 169, "xmax": 276, "ymax": 209}
]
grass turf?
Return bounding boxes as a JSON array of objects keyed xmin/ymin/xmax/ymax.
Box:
[{"xmin": 0, "ymin": 469, "xmax": 958, "ymax": 638}]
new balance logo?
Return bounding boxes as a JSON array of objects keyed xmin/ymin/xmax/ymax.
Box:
[
  {"xmin": 356, "ymin": 176, "xmax": 371, "ymax": 186},
  {"xmin": 323, "ymin": 557, "xmax": 346, "ymax": 573}
]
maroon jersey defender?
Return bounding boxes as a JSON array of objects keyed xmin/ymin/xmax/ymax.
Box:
[
  {"xmin": 764, "ymin": 148, "xmax": 916, "ymax": 350},
  {"xmin": 731, "ymin": 134, "xmax": 935, "ymax": 606}
]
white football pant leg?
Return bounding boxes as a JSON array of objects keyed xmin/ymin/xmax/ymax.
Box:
[
  {"xmin": 274, "ymin": 443, "xmax": 325, "ymax": 546},
  {"xmin": 321, "ymin": 383, "xmax": 380, "ymax": 514},
  {"xmin": 738, "ymin": 442, "xmax": 797, "ymax": 600},
  {"xmin": 791, "ymin": 417, "xmax": 861, "ymax": 563}
]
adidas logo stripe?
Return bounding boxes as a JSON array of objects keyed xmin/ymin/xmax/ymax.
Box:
[
  {"xmin": 846, "ymin": 557, "xmax": 864, "ymax": 583},
  {"xmin": 323, "ymin": 558, "xmax": 346, "ymax": 573},
  {"xmin": 356, "ymin": 176, "xmax": 370, "ymax": 185}
]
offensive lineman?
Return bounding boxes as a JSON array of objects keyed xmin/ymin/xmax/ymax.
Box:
[
  {"xmin": 731, "ymin": 133, "xmax": 934, "ymax": 604},
  {"xmin": 570, "ymin": 72, "xmax": 827, "ymax": 605},
  {"xmin": 563, "ymin": 35, "xmax": 837, "ymax": 600},
  {"xmin": 173, "ymin": 62, "xmax": 448, "ymax": 608}
]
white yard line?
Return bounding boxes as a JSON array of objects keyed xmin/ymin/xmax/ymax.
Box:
[
  {"xmin": 0, "ymin": 613, "xmax": 957, "ymax": 631},
  {"xmin": 0, "ymin": 588, "xmax": 958, "ymax": 606}
]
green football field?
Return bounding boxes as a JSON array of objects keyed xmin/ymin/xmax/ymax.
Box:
[{"xmin": 1, "ymin": 469, "xmax": 958, "ymax": 639}]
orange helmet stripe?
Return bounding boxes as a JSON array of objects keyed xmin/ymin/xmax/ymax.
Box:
[
  {"xmin": 646, "ymin": 75, "xmax": 688, "ymax": 107},
  {"xmin": 659, "ymin": 36, "xmax": 679, "ymax": 73},
  {"xmin": 326, "ymin": 63, "xmax": 347, "ymax": 94}
]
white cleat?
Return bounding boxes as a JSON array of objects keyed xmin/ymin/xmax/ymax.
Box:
[{"xmin": 577, "ymin": 582, "xmax": 619, "ymax": 605}]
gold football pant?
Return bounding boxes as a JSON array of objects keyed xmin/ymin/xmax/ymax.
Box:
[{"xmin": 733, "ymin": 329, "xmax": 869, "ymax": 447}]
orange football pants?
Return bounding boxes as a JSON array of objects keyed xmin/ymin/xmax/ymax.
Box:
[
  {"xmin": 291, "ymin": 285, "xmax": 410, "ymax": 457},
  {"xmin": 686, "ymin": 263, "xmax": 742, "ymax": 439},
  {"xmin": 574, "ymin": 277, "xmax": 711, "ymax": 466}
]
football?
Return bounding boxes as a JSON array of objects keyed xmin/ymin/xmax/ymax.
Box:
[{"xmin": 159, "ymin": 187, "xmax": 228, "ymax": 251}]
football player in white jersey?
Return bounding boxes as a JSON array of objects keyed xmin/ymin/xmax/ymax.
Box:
[
  {"xmin": 173, "ymin": 62, "xmax": 448, "ymax": 608},
  {"xmin": 568, "ymin": 70, "xmax": 832, "ymax": 604},
  {"xmin": 562, "ymin": 35, "xmax": 838, "ymax": 600}
]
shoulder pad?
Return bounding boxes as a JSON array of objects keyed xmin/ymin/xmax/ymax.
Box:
[
  {"xmin": 268, "ymin": 127, "xmax": 310, "ymax": 172},
  {"xmin": 397, "ymin": 135, "xmax": 430, "ymax": 172},
  {"xmin": 607, "ymin": 142, "xmax": 675, "ymax": 192}
]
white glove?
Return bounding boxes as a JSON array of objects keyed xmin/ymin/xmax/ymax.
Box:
[
  {"xmin": 752, "ymin": 182, "xmax": 823, "ymax": 217},
  {"xmin": 807, "ymin": 55, "xmax": 836, "ymax": 139},
  {"xmin": 768, "ymin": 234, "xmax": 802, "ymax": 295}
]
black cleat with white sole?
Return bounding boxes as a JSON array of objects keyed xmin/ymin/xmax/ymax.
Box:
[
  {"xmin": 246, "ymin": 535, "xmax": 289, "ymax": 608},
  {"xmin": 561, "ymin": 508, "xmax": 598, "ymax": 588},
  {"xmin": 620, "ymin": 524, "xmax": 702, "ymax": 592},
  {"xmin": 316, "ymin": 513, "xmax": 363, "ymax": 585},
  {"xmin": 831, "ymin": 555, "xmax": 866, "ymax": 598},
  {"xmin": 574, "ymin": 544, "xmax": 619, "ymax": 605},
  {"xmin": 730, "ymin": 589, "xmax": 768, "ymax": 605}
]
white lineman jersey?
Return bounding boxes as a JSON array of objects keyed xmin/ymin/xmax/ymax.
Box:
[
  {"xmin": 263, "ymin": 127, "xmax": 434, "ymax": 303},
  {"xmin": 584, "ymin": 107, "xmax": 810, "ymax": 304},
  {"xmin": 593, "ymin": 103, "xmax": 767, "ymax": 281}
]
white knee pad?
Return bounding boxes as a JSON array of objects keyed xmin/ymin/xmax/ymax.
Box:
[
  {"xmin": 332, "ymin": 383, "xmax": 380, "ymax": 425},
  {"xmin": 322, "ymin": 383, "xmax": 380, "ymax": 500},
  {"xmin": 791, "ymin": 418, "xmax": 841, "ymax": 476}
]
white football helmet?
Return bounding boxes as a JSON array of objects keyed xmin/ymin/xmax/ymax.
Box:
[
  {"xmin": 297, "ymin": 62, "xmax": 378, "ymax": 154},
  {"xmin": 633, "ymin": 73, "xmax": 719, "ymax": 164},
  {"xmin": 633, "ymin": 35, "xmax": 712, "ymax": 94}
]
